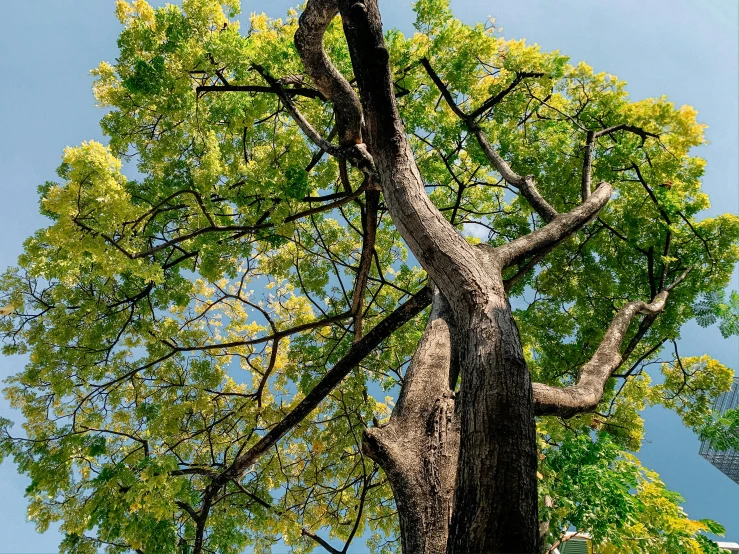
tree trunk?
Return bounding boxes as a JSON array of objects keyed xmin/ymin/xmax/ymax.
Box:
[
  {"xmin": 292, "ymin": 2, "xmax": 678, "ymax": 549},
  {"xmin": 364, "ymin": 287, "xmax": 539, "ymax": 554},
  {"xmin": 447, "ymin": 291, "xmax": 539, "ymax": 554},
  {"xmin": 363, "ymin": 289, "xmax": 459, "ymax": 554},
  {"xmin": 301, "ymin": 2, "xmax": 542, "ymax": 551}
]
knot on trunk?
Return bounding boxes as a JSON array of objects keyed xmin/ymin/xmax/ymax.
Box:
[{"xmin": 361, "ymin": 426, "xmax": 396, "ymax": 466}]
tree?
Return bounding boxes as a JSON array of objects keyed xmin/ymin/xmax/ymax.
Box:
[{"xmin": 1, "ymin": 0, "xmax": 737, "ymax": 552}]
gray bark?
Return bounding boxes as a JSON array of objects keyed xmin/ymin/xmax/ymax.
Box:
[{"xmin": 363, "ymin": 289, "xmax": 459, "ymax": 554}]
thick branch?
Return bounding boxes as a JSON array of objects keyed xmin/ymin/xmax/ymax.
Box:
[
  {"xmin": 294, "ymin": 0, "xmax": 363, "ymax": 145},
  {"xmin": 532, "ymin": 292, "xmax": 668, "ymax": 417},
  {"xmin": 532, "ymin": 268, "xmax": 690, "ymax": 417},
  {"xmin": 363, "ymin": 287, "xmax": 459, "ymax": 554},
  {"xmin": 337, "ymin": 1, "xmax": 487, "ymax": 303},
  {"xmin": 489, "ymin": 182, "xmax": 612, "ymax": 269}
]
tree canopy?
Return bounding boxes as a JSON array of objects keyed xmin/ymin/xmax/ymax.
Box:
[{"xmin": 1, "ymin": 0, "xmax": 738, "ymax": 553}]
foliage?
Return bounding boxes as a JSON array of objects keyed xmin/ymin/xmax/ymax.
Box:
[
  {"xmin": 695, "ymin": 290, "xmax": 739, "ymax": 339},
  {"xmin": 1, "ymin": 0, "xmax": 737, "ymax": 552},
  {"xmin": 540, "ymin": 434, "xmax": 725, "ymax": 554}
]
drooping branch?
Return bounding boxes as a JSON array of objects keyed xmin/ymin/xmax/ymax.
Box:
[{"xmin": 532, "ymin": 269, "xmax": 690, "ymax": 417}]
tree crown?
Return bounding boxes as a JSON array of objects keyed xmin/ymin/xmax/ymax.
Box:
[{"xmin": 1, "ymin": 0, "xmax": 738, "ymax": 552}]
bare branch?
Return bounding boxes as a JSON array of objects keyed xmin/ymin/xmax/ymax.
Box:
[
  {"xmin": 472, "ymin": 132, "xmax": 558, "ymax": 222},
  {"xmin": 196, "ymin": 84, "xmax": 326, "ymax": 100},
  {"xmin": 489, "ymin": 182, "xmax": 612, "ymax": 269},
  {"xmin": 468, "ymin": 71, "xmax": 545, "ymax": 120},
  {"xmin": 594, "ymin": 123, "xmax": 659, "ymax": 144},
  {"xmin": 211, "ymin": 286, "xmax": 433, "ymax": 487},
  {"xmin": 302, "ymin": 528, "xmax": 342, "ymax": 554},
  {"xmin": 532, "ymin": 270, "xmax": 690, "ymax": 418},
  {"xmin": 581, "ymin": 130, "xmax": 595, "ymax": 201},
  {"xmin": 351, "ymin": 188, "xmax": 380, "ymax": 341},
  {"xmin": 253, "ymin": 63, "xmax": 343, "ymax": 157},
  {"xmin": 419, "ymin": 57, "xmax": 557, "ymax": 222}
]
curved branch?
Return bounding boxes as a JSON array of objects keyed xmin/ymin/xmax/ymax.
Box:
[
  {"xmin": 532, "ymin": 293, "xmax": 669, "ymax": 417},
  {"xmin": 532, "ymin": 269, "xmax": 689, "ymax": 417},
  {"xmin": 294, "ymin": 0, "xmax": 363, "ymax": 145}
]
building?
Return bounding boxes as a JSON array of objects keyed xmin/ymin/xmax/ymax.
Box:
[
  {"xmin": 552, "ymin": 532, "xmax": 739, "ymax": 553},
  {"xmin": 699, "ymin": 378, "xmax": 739, "ymax": 485},
  {"xmin": 554, "ymin": 532, "xmax": 592, "ymax": 554}
]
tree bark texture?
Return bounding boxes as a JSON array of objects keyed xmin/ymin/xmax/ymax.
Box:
[{"xmin": 363, "ymin": 289, "xmax": 459, "ymax": 554}]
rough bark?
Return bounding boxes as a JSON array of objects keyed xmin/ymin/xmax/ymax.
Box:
[
  {"xmin": 363, "ymin": 288, "xmax": 459, "ymax": 554},
  {"xmin": 335, "ymin": 3, "xmax": 541, "ymax": 552}
]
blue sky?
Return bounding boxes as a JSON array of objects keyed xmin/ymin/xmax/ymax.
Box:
[{"xmin": 0, "ymin": 0, "xmax": 736, "ymax": 549}]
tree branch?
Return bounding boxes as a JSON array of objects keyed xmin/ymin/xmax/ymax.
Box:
[
  {"xmin": 490, "ymin": 182, "xmax": 612, "ymax": 269},
  {"xmin": 532, "ymin": 293, "xmax": 669, "ymax": 417},
  {"xmin": 212, "ymin": 286, "xmax": 432, "ymax": 486},
  {"xmin": 196, "ymin": 84, "xmax": 326, "ymax": 100},
  {"xmin": 294, "ymin": 0, "xmax": 363, "ymax": 146},
  {"xmin": 419, "ymin": 57, "xmax": 557, "ymax": 222},
  {"xmin": 252, "ymin": 63, "xmax": 344, "ymax": 157},
  {"xmin": 351, "ymin": 188, "xmax": 380, "ymax": 341},
  {"xmin": 532, "ymin": 269, "xmax": 689, "ymax": 417}
]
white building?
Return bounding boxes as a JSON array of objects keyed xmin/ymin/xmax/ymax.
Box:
[{"xmin": 552, "ymin": 531, "xmax": 739, "ymax": 553}]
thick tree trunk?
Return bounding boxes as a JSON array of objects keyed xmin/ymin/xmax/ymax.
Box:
[
  {"xmin": 365, "ymin": 286, "xmax": 539, "ymax": 554},
  {"xmin": 447, "ymin": 291, "xmax": 539, "ymax": 554},
  {"xmin": 297, "ymin": 2, "xmax": 541, "ymax": 551},
  {"xmin": 288, "ymin": 2, "xmax": 678, "ymax": 549},
  {"xmin": 363, "ymin": 289, "xmax": 459, "ymax": 554},
  {"xmin": 336, "ymin": 2, "xmax": 540, "ymax": 552}
]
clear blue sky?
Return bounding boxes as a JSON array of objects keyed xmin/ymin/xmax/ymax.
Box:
[{"xmin": 0, "ymin": 0, "xmax": 736, "ymax": 549}]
